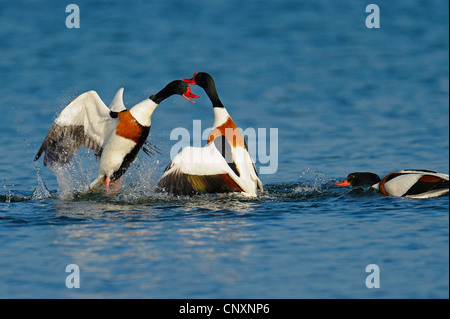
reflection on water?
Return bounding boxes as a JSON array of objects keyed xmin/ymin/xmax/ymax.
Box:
[
  {"xmin": 1, "ymin": 166, "xmax": 448, "ymax": 298},
  {"xmin": 48, "ymin": 195, "xmax": 259, "ymax": 297}
]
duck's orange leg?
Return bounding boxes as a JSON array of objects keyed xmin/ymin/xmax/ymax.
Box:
[
  {"xmin": 105, "ymin": 177, "xmax": 111, "ymax": 193},
  {"xmin": 112, "ymin": 177, "xmax": 123, "ymax": 191}
]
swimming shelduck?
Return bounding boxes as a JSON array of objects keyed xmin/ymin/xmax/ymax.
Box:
[
  {"xmin": 35, "ymin": 80, "xmax": 198, "ymax": 193},
  {"xmin": 157, "ymin": 72, "xmax": 263, "ymax": 196},
  {"xmin": 335, "ymin": 169, "xmax": 449, "ymax": 198}
]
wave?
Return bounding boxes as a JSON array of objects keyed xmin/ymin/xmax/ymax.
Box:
[
  {"xmin": 6, "ymin": 160, "xmax": 446, "ymax": 204},
  {"xmin": 1, "ymin": 165, "xmax": 372, "ymax": 203}
]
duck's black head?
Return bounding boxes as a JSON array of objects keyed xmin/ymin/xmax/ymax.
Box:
[
  {"xmin": 183, "ymin": 72, "xmax": 213, "ymax": 88},
  {"xmin": 149, "ymin": 80, "xmax": 198, "ymax": 104},
  {"xmin": 335, "ymin": 172, "xmax": 381, "ymax": 187},
  {"xmin": 183, "ymin": 72, "xmax": 223, "ymax": 108}
]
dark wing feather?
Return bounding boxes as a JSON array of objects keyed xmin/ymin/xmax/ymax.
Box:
[
  {"xmin": 213, "ymin": 135, "xmax": 240, "ymax": 177},
  {"xmin": 404, "ymin": 175, "xmax": 449, "ymax": 196},
  {"xmin": 157, "ymin": 169, "xmax": 243, "ymax": 196},
  {"xmin": 35, "ymin": 123, "xmax": 103, "ymax": 166},
  {"xmin": 142, "ymin": 140, "xmax": 162, "ymax": 157}
]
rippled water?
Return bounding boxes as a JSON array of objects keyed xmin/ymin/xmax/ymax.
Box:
[{"xmin": 0, "ymin": 0, "xmax": 448, "ymax": 298}]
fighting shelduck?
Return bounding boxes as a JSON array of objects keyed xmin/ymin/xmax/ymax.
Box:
[
  {"xmin": 157, "ymin": 72, "xmax": 263, "ymax": 196},
  {"xmin": 35, "ymin": 80, "xmax": 198, "ymax": 192},
  {"xmin": 335, "ymin": 169, "xmax": 449, "ymax": 198}
]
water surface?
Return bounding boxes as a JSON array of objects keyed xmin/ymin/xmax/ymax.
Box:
[{"xmin": 0, "ymin": 0, "xmax": 448, "ymax": 298}]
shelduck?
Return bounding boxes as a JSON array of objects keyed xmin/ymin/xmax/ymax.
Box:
[
  {"xmin": 35, "ymin": 80, "xmax": 198, "ymax": 192},
  {"xmin": 157, "ymin": 72, "xmax": 263, "ymax": 196},
  {"xmin": 335, "ymin": 169, "xmax": 449, "ymax": 198}
]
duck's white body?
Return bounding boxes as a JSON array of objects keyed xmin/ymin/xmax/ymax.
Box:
[
  {"xmin": 372, "ymin": 169, "xmax": 449, "ymax": 198},
  {"xmin": 158, "ymin": 104, "xmax": 263, "ymax": 196}
]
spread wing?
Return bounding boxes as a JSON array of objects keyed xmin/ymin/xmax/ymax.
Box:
[
  {"xmin": 157, "ymin": 144, "xmax": 244, "ymax": 196},
  {"xmin": 109, "ymin": 87, "xmax": 126, "ymax": 112},
  {"xmin": 35, "ymin": 90, "xmax": 118, "ymax": 166}
]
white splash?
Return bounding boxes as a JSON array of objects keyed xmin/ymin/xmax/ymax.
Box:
[
  {"xmin": 31, "ymin": 161, "xmax": 53, "ymax": 200},
  {"xmin": 293, "ymin": 168, "xmax": 330, "ymax": 194}
]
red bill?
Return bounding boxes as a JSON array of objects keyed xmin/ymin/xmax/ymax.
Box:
[
  {"xmin": 182, "ymin": 86, "xmax": 199, "ymax": 103},
  {"xmin": 183, "ymin": 72, "xmax": 198, "ymax": 84}
]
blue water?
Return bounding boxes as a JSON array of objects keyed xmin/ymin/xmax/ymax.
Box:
[{"xmin": 0, "ymin": 0, "xmax": 448, "ymax": 298}]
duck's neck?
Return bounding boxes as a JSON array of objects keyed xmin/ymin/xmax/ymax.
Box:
[
  {"xmin": 209, "ymin": 94, "xmax": 224, "ymax": 108},
  {"xmin": 202, "ymin": 82, "xmax": 224, "ymax": 109},
  {"xmin": 130, "ymin": 85, "xmax": 178, "ymax": 127},
  {"xmin": 149, "ymin": 85, "xmax": 174, "ymax": 105},
  {"xmin": 130, "ymin": 99, "xmax": 158, "ymax": 127},
  {"xmin": 212, "ymin": 107, "xmax": 231, "ymax": 128}
]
